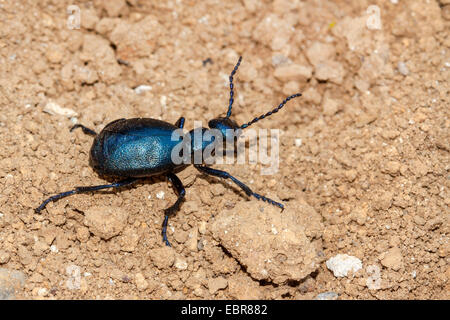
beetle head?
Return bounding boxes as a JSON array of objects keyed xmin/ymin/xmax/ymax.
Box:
[{"xmin": 208, "ymin": 117, "xmax": 241, "ymax": 140}]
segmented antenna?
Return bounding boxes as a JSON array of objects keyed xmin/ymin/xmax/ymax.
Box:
[
  {"xmin": 226, "ymin": 56, "xmax": 243, "ymax": 118},
  {"xmin": 240, "ymin": 93, "xmax": 302, "ymax": 129}
]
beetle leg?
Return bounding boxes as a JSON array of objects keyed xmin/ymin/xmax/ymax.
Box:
[
  {"xmin": 70, "ymin": 124, "xmax": 97, "ymax": 136},
  {"xmin": 162, "ymin": 172, "xmax": 186, "ymax": 247},
  {"xmin": 194, "ymin": 165, "xmax": 284, "ymax": 209},
  {"xmin": 35, "ymin": 178, "xmax": 139, "ymax": 213},
  {"xmin": 174, "ymin": 117, "xmax": 185, "ymax": 129}
]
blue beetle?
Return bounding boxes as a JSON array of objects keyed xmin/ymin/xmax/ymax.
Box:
[{"xmin": 35, "ymin": 57, "xmax": 301, "ymax": 246}]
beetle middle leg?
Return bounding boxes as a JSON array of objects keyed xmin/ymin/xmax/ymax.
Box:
[
  {"xmin": 162, "ymin": 172, "xmax": 186, "ymax": 247},
  {"xmin": 194, "ymin": 165, "xmax": 284, "ymax": 209},
  {"xmin": 35, "ymin": 178, "xmax": 139, "ymax": 213}
]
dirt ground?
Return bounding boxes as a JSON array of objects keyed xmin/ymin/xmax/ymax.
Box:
[{"xmin": 0, "ymin": 0, "xmax": 448, "ymax": 300}]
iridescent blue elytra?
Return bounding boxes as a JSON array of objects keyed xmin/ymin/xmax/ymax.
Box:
[
  {"xmin": 90, "ymin": 118, "xmax": 184, "ymax": 177},
  {"xmin": 35, "ymin": 56, "xmax": 302, "ymax": 247}
]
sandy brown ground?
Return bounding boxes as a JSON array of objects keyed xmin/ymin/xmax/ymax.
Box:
[{"xmin": 0, "ymin": 0, "xmax": 448, "ymax": 299}]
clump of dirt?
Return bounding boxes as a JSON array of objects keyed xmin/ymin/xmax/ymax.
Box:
[
  {"xmin": 211, "ymin": 193, "xmax": 324, "ymax": 285},
  {"xmin": 0, "ymin": 0, "xmax": 448, "ymax": 299}
]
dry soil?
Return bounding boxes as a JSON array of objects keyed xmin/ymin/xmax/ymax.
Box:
[{"xmin": 0, "ymin": 0, "xmax": 448, "ymax": 299}]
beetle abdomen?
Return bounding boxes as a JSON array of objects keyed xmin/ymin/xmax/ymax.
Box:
[{"xmin": 90, "ymin": 118, "xmax": 182, "ymax": 177}]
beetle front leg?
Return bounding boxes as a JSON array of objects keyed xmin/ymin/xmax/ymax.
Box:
[
  {"xmin": 194, "ymin": 165, "xmax": 284, "ymax": 209},
  {"xmin": 162, "ymin": 172, "xmax": 186, "ymax": 247}
]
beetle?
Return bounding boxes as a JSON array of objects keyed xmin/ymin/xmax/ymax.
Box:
[{"xmin": 35, "ymin": 56, "xmax": 302, "ymax": 246}]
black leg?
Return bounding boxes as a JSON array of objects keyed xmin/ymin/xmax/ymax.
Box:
[
  {"xmin": 194, "ymin": 165, "xmax": 284, "ymax": 209},
  {"xmin": 162, "ymin": 172, "xmax": 186, "ymax": 247},
  {"xmin": 35, "ymin": 178, "xmax": 139, "ymax": 213},
  {"xmin": 174, "ymin": 117, "xmax": 185, "ymax": 129},
  {"xmin": 70, "ymin": 124, "xmax": 97, "ymax": 136}
]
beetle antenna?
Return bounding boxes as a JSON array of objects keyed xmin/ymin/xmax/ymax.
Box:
[
  {"xmin": 226, "ymin": 56, "xmax": 242, "ymax": 118},
  {"xmin": 240, "ymin": 93, "xmax": 302, "ymax": 129}
]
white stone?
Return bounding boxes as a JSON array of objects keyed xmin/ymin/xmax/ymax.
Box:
[
  {"xmin": 315, "ymin": 292, "xmax": 339, "ymax": 300},
  {"xmin": 174, "ymin": 257, "xmax": 188, "ymax": 270},
  {"xmin": 37, "ymin": 288, "xmax": 48, "ymax": 297},
  {"xmin": 397, "ymin": 62, "xmax": 409, "ymax": 76},
  {"xmin": 326, "ymin": 254, "xmax": 362, "ymax": 277},
  {"xmin": 44, "ymin": 101, "xmax": 78, "ymax": 118},
  {"xmin": 156, "ymin": 191, "xmax": 165, "ymax": 199},
  {"xmin": 134, "ymin": 85, "xmax": 152, "ymax": 94}
]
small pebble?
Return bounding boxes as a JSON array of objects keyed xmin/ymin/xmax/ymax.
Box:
[
  {"xmin": 0, "ymin": 251, "xmax": 10, "ymax": 264},
  {"xmin": 273, "ymin": 64, "xmax": 312, "ymax": 82},
  {"xmin": 271, "ymin": 54, "xmax": 290, "ymax": 66},
  {"xmin": 174, "ymin": 257, "xmax": 188, "ymax": 270},
  {"xmin": 197, "ymin": 239, "xmax": 204, "ymax": 251},
  {"xmin": 84, "ymin": 206, "xmax": 129, "ymax": 240},
  {"xmin": 0, "ymin": 268, "xmax": 26, "ymax": 300},
  {"xmin": 198, "ymin": 221, "xmax": 207, "ymax": 234},
  {"xmin": 37, "ymin": 288, "xmax": 48, "ymax": 297},
  {"xmin": 326, "ymin": 254, "xmax": 362, "ymax": 277},
  {"xmin": 315, "ymin": 292, "xmax": 339, "ymax": 300},
  {"xmin": 43, "ymin": 101, "xmax": 78, "ymax": 118},
  {"xmin": 314, "ymin": 61, "xmax": 345, "ymax": 84},
  {"xmin": 134, "ymin": 85, "xmax": 152, "ymax": 95},
  {"xmin": 397, "ymin": 62, "xmax": 409, "ymax": 76},
  {"xmin": 156, "ymin": 191, "xmax": 165, "ymax": 199},
  {"xmin": 102, "ymin": 0, "xmax": 127, "ymax": 17},
  {"xmin": 380, "ymin": 247, "xmax": 403, "ymax": 271},
  {"xmin": 322, "ymin": 96, "xmax": 341, "ymax": 116},
  {"xmin": 46, "ymin": 45, "xmax": 64, "ymax": 64},
  {"xmin": 134, "ymin": 273, "xmax": 148, "ymax": 291}
]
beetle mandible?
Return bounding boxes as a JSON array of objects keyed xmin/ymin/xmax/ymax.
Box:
[{"xmin": 35, "ymin": 56, "xmax": 302, "ymax": 246}]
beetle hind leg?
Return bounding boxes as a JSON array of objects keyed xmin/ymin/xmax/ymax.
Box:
[
  {"xmin": 70, "ymin": 124, "xmax": 97, "ymax": 136},
  {"xmin": 35, "ymin": 178, "xmax": 139, "ymax": 213},
  {"xmin": 162, "ymin": 172, "xmax": 186, "ymax": 247}
]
